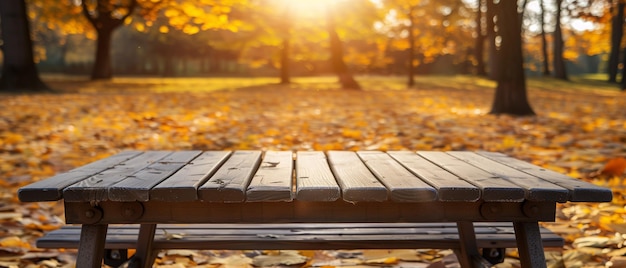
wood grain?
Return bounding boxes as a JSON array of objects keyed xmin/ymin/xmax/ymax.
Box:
[
  {"xmin": 18, "ymin": 151, "xmax": 143, "ymax": 202},
  {"xmin": 198, "ymin": 151, "xmax": 262, "ymax": 202},
  {"xmin": 246, "ymin": 151, "xmax": 294, "ymax": 202},
  {"xmin": 107, "ymin": 151, "xmax": 203, "ymax": 202},
  {"xmin": 63, "ymin": 151, "xmax": 172, "ymax": 202},
  {"xmin": 295, "ymin": 151, "xmax": 340, "ymax": 201},
  {"xmin": 478, "ymin": 151, "xmax": 613, "ymax": 202},
  {"xmin": 388, "ymin": 151, "xmax": 480, "ymax": 202},
  {"xmin": 38, "ymin": 222, "xmax": 563, "ymax": 250},
  {"xmin": 418, "ymin": 151, "xmax": 526, "ymax": 202},
  {"xmin": 151, "ymin": 151, "xmax": 232, "ymax": 202},
  {"xmin": 327, "ymin": 151, "xmax": 388, "ymax": 202},
  {"xmin": 357, "ymin": 151, "xmax": 437, "ymax": 202},
  {"xmin": 447, "ymin": 151, "xmax": 569, "ymax": 202}
]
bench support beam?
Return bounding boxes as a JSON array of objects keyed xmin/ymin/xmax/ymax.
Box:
[
  {"xmin": 128, "ymin": 224, "xmax": 157, "ymax": 268},
  {"xmin": 456, "ymin": 222, "xmax": 493, "ymax": 268},
  {"xmin": 514, "ymin": 221, "xmax": 547, "ymax": 268},
  {"xmin": 76, "ymin": 224, "xmax": 108, "ymax": 268}
]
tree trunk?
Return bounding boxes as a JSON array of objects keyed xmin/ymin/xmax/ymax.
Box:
[
  {"xmin": 82, "ymin": 0, "xmax": 137, "ymax": 80},
  {"xmin": 609, "ymin": 1, "xmax": 624, "ymax": 83},
  {"xmin": 407, "ymin": 6, "xmax": 416, "ymax": 87},
  {"xmin": 489, "ymin": 0, "xmax": 535, "ymax": 116},
  {"xmin": 474, "ymin": 0, "xmax": 487, "ymax": 76},
  {"xmin": 279, "ymin": 6, "xmax": 291, "ymax": 85},
  {"xmin": 620, "ymin": 45, "xmax": 626, "ymax": 90},
  {"xmin": 0, "ymin": 0, "xmax": 49, "ymax": 92},
  {"xmin": 540, "ymin": 0, "xmax": 550, "ymax": 76},
  {"xmin": 326, "ymin": 7, "xmax": 360, "ymax": 90},
  {"xmin": 552, "ymin": 0, "xmax": 568, "ymax": 80},
  {"xmin": 91, "ymin": 27, "xmax": 114, "ymax": 79},
  {"xmin": 280, "ymin": 37, "xmax": 290, "ymax": 84},
  {"xmin": 486, "ymin": 0, "xmax": 498, "ymax": 80}
]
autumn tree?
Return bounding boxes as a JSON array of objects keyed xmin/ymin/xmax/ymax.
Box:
[
  {"xmin": 474, "ymin": 0, "xmax": 487, "ymax": 76},
  {"xmin": 485, "ymin": 0, "xmax": 498, "ymax": 79},
  {"xmin": 608, "ymin": 0, "xmax": 624, "ymax": 83},
  {"xmin": 0, "ymin": 0, "xmax": 49, "ymax": 92},
  {"xmin": 489, "ymin": 0, "xmax": 535, "ymax": 116},
  {"xmin": 380, "ymin": 0, "xmax": 421, "ymax": 86},
  {"xmin": 540, "ymin": 0, "xmax": 551, "ymax": 76},
  {"xmin": 81, "ymin": 0, "xmax": 139, "ymax": 80},
  {"xmin": 381, "ymin": 0, "xmax": 474, "ymax": 83},
  {"xmin": 326, "ymin": 5, "xmax": 360, "ymax": 90},
  {"xmin": 552, "ymin": 0, "xmax": 568, "ymax": 80}
]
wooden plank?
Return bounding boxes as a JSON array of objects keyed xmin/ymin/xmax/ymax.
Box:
[
  {"xmin": 448, "ymin": 151, "xmax": 569, "ymax": 202},
  {"xmin": 63, "ymin": 151, "xmax": 173, "ymax": 202},
  {"xmin": 18, "ymin": 151, "xmax": 143, "ymax": 202},
  {"xmin": 326, "ymin": 151, "xmax": 388, "ymax": 202},
  {"xmin": 41, "ymin": 223, "xmax": 558, "ymax": 236},
  {"xmin": 295, "ymin": 151, "xmax": 340, "ymax": 201},
  {"xmin": 66, "ymin": 200, "xmax": 556, "ymax": 224},
  {"xmin": 418, "ymin": 151, "xmax": 526, "ymax": 202},
  {"xmin": 388, "ymin": 151, "xmax": 480, "ymax": 202},
  {"xmin": 357, "ymin": 151, "xmax": 437, "ymax": 202},
  {"xmin": 38, "ymin": 223, "xmax": 564, "ymax": 250},
  {"xmin": 478, "ymin": 151, "xmax": 613, "ymax": 202},
  {"xmin": 246, "ymin": 151, "xmax": 294, "ymax": 202},
  {"xmin": 198, "ymin": 151, "xmax": 262, "ymax": 202},
  {"xmin": 107, "ymin": 151, "xmax": 203, "ymax": 202},
  {"xmin": 151, "ymin": 151, "xmax": 232, "ymax": 202}
]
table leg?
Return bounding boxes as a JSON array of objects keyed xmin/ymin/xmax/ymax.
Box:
[
  {"xmin": 456, "ymin": 221, "xmax": 479, "ymax": 268},
  {"xmin": 127, "ymin": 224, "xmax": 157, "ymax": 268},
  {"xmin": 76, "ymin": 224, "xmax": 108, "ymax": 268},
  {"xmin": 456, "ymin": 222, "xmax": 492, "ymax": 268},
  {"xmin": 514, "ymin": 221, "xmax": 547, "ymax": 268}
]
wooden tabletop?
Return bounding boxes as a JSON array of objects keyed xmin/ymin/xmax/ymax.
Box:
[{"xmin": 19, "ymin": 150, "xmax": 612, "ymax": 204}]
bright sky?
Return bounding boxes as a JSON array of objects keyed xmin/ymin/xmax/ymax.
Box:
[{"xmin": 284, "ymin": 0, "xmax": 335, "ymax": 18}]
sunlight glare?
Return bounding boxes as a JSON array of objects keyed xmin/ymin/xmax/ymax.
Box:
[{"xmin": 277, "ymin": 0, "xmax": 338, "ymax": 19}]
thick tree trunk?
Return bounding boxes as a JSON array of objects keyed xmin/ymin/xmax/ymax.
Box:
[
  {"xmin": 540, "ymin": 0, "xmax": 550, "ymax": 76},
  {"xmin": 407, "ymin": 7, "xmax": 416, "ymax": 87},
  {"xmin": 552, "ymin": 0, "xmax": 568, "ymax": 80},
  {"xmin": 609, "ymin": 2, "xmax": 624, "ymax": 83},
  {"xmin": 91, "ymin": 27, "xmax": 114, "ymax": 79},
  {"xmin": 326, "ymin": 7, "xmax": 360, "ymax": 90},
  {"xmin": 489, "ymin": 0, "xmax": 535, "ymax": 116},
  {"xmin": 0, "ymin": 0, "xmax": 49, "ymax": 92},
  {"xmin": 474, "ymin": 0, "xmax": 487, "ymax": 76}
]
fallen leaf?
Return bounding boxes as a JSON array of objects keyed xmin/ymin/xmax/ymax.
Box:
[
  {"xmin": 251, "ymin": 250, "xmax": 308, "ymax": 266},
  {"xmin": 601, "ymin": 157, "xmax": 626, "ymax": 176}
]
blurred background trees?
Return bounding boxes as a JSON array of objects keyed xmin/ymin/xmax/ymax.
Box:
[
  {"xmin": 3, "ymin": 0, "xmax": 615, "ymax": 79},
  {"xmin": 0, "ymin": 0, "xmax": 625, "ymax": 104}
]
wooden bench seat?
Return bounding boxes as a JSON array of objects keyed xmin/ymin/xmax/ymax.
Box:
[{"xmin": 37, "ymin": 223, "xmax": 564, "ymax": 266}]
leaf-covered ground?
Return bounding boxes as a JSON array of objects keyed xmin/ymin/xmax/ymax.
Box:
[{"xmin": 1, "ymin": 75, "xmax": 625, "ymax": 268}]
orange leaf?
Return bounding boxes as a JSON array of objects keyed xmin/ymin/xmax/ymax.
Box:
[{"xmin": 601, "ymin": 157, "xmax": 626, "ymax": 176}]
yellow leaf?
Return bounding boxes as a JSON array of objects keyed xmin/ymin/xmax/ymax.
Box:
[{"xmin": 135, "ymin": 22, "xmax": 145, "ymax": 32}]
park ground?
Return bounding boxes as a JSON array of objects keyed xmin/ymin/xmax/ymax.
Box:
[{"xmin": 1, "ymin": 74, "xmax": 625, "ymax": 267}]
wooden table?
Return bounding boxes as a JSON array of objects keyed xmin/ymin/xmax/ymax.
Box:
[{"xmin": 18, "ymin": 150, "xmax": 613, "ymax": 268}]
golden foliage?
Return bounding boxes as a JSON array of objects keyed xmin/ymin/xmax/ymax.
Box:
[{"xmin": 1, "ymin": 76, "xmax": 625, "ymax": 267}]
